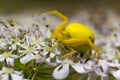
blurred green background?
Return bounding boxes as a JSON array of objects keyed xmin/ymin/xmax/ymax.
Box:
[{"xmin": 0, "ymin": 0, "xmax": 120, "ymax": 15}]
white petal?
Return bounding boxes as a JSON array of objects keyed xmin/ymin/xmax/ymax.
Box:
[
  {"xmin": 11, "ymin": 55, "xmax": 19, "ymax": 58},
  {"xmin": 18, "ymin": 50, "xmax": 26, "ymax": 53},
  {"xmin": 14, "ymin": 71, "xmax": 23, "ymax": 75},
  {"xmin": 114, "ymin": 42, "xmax": 120, "ymax": 47},
  {"xmin": 95, "ymin": 68, "xmax": 106, "ymax": 77},
  {"xmin": 99, "ymin": 60, "xmax": 108, "ymax": 73},
  {"xmin": 56, "ymin": 58, "xmax": 62, "ymax": 63},
  {"xmin": 6, "ymin": 58, "xmax": 14, "ymax": 66},
  {"xmin": 0, "ymin": 71, "xmax": 4, "ymax": 74},
  {"xmin": 84, "ymin": 61, "xmax": 97, "ymax": 71},
  {"xmin": 72, "ymin": 63, "xmax": 89, "ymax": 73},
  {"xmin": 45, "ymin": 57, "xmax": 57, "ymax": 66},
  {"xmin": 11, "ymin": 44, "xmax": 17, "ymax": 50},
  {"xmin": 50, "ymin": 53, "xmax": 55, "ymax": 58},
  {"xmin": 111, "ymin": 70, "xmax": 120, "ymax": 80},
  {"xmin": 0, "ymin": 55, "xmax": 4, "ymax": 61},
  {"xmin": 94, "ymin": 60, "xmax": 108, "ymax": 77},
  {"xmin": 11, "ymin": 73, "xmax": 23, "ymax": 80},
  {"xmin": 1, "ymin": 74, "xmax": 9, "ymax": 80},
  {"xmin": 36, "ymin": 57, "xmax": 44, "ymax": 63},
  {"xmin": 55, "ymin": 50, "xmax": 61, "ymax": 55},
  {"xmin": 84, "ymin": 61, "xmax": 95, "ymax": 70},
  {"xmin": 34, "ymin": 51, "xmax": 39, "ymax": 54},
  {"xmin": 20, "ymin": 54, "xmax": 33, "ymax": 64},
  {"xmin": 52, "ymin": 64, "xmax": 69, "ymax": 80},
  {"xmin": 40, "ymin": 42, "xmax": 46, "ymax": 46},
  {"xmin": 2, "ymin": 66, "xmax": 6, "ymax": 71},
  {"xmin": 46, "ymin": 57, "xmax": 50, "ymax": 62},
  {"xmin": 42, "ymin": 51, "xmax": 48, "ymax": 56},
  {"xmin": 108, "ymin": 62, "xmax": 120, "ymax": 68},
  {"xmin": 45, "ymin": 30, "xmax": 51, "ymax": 39},
  {"xmin": 0, "ymin": 40, "xmax": 7, "ymax": 48}
]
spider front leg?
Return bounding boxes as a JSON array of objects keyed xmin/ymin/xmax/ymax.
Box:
[
  {"xmin": 42, "ymin": 10, "xmax": 68, "ymax": 36},
  {"xmin": 60, "ymin": 47, "xmax": 75, "ymax": 59},
  {"xmin": 62, "ymin": 38, "xmax": 100, "ymax": 63}
]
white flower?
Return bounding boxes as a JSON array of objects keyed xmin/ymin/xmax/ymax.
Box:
[
  {"xmin": 26, "ymin": 30, "xmax": 44, "ymax": 46},
  {"xmin": 107, "ymin": 59, "xmax": 120, "ymax": 80},
  {"xmin": 45, "ymin": 57, "xmax": 57, "ymax": 66},
  {"xmin": 52, "ymin": 59, "xmax": 108, "ymax": 80},
  {"xmin": 20, "ymin": 52, "xmax": 45, "ymax": 64},
  {"xmin": 0, "ymin": 39, "xmax": 7, "ymax": 49},
  {"xmin": 111, "ymin": 70, "xmax": 120, "ymax": 80},
  {"xmin": 108, "ymin": 60, "xmax": 120, "ymax": 68},
  {"xmin": 0, "ymin": 51, "xmax": 18, "ymax": 66},
  {"xmin": 53, "ymin": 64, "xmax": 69, "ymax": 80},
  {"xmin": 44, "ymin": 49, "xmax": 61, "ymax": 66},
  {"xmin": 8, "ymin": 37, "xmax": 22, "ymax": 50},
  {"xmin": 0, "ymin": 67, "xmax": 23, "ymax": 80},
  {"xmin": 19, "ymin": 36, "xmax": 45, "ymax": 64},
  {"xmin": 19, "ymin": 37, "xmax": 38, "ymax": 54}
]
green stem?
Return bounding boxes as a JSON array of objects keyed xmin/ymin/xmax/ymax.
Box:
[
  {"xmin": 38, "ymin": 66, "xmax": 55, "ymax": 70},
  {"xmin": 31, "ymin": 72, "xmax": 37, "ymax": 80},
  {"xmin": 36, "ymin": 73, "xmax": 52, "ymax": 78}
]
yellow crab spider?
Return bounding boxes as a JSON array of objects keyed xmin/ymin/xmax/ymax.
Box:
[{"xmin": 43, "ymin": 10, "xmax": 100, "ymax": 63}]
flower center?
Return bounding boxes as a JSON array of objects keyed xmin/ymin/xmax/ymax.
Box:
[
  {"xmin": 3, "ymin": 52, "xmax": 11, "ymax": 58},
  {"xmin": 113, "ymin": 50, "xmax": 120, "ymax": 59},
  {"xmin": 34, "ymin": 54, "xmax": 41, "ymax": 59},
  {"xmin": 65, "ymin": 59, "xmax": 74, "ymax": 65},
  {"xmin": 14, "ymin": 38, "xmax": 20, "ymax": 44},
  {"xmin": 26, "ymin": 46, "xmax": 34, "ymax": 53},
  {"xmin": 4, "ymin": 68, "xmax": 14, "ymax": 74},
  {"xmin": 33, "ymin": 38, "xmax": 40, "ymax": 44}
]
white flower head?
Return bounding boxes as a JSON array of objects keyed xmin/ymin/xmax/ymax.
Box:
[
  {"xmin": 19, "ymin": 36, "xmax": 46, "ymax": 64},
  {"xmin": 0, "ymin": 39, "xmax": 8, "ymax": 49},
  {"xmin": 0, "ymin": 51, "xmax": 18, "ymax": 66},
  {"xmin": 0, "ymin": 67, "xmax": 23, "ymax": 80},
  {"xmin": 52, "ymin": 59, "xmax": 108, "ymax": 80}
]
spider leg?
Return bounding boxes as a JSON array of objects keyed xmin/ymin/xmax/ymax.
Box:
[
  {"xmin": 62, "ymin": 38, "xmax": 100, "ymax": 63},
  {"xmin": 42, "ymin": 10, "xmax": 68, "ymax": 34},
  {"xmin": 60, "ymin": 47, "xmax": 75, "ymax": 59}
]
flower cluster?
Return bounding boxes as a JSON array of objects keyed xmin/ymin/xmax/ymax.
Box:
[{"xmin": 0, "ymin": 12, "xmax": 120, "ymax": 80}]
